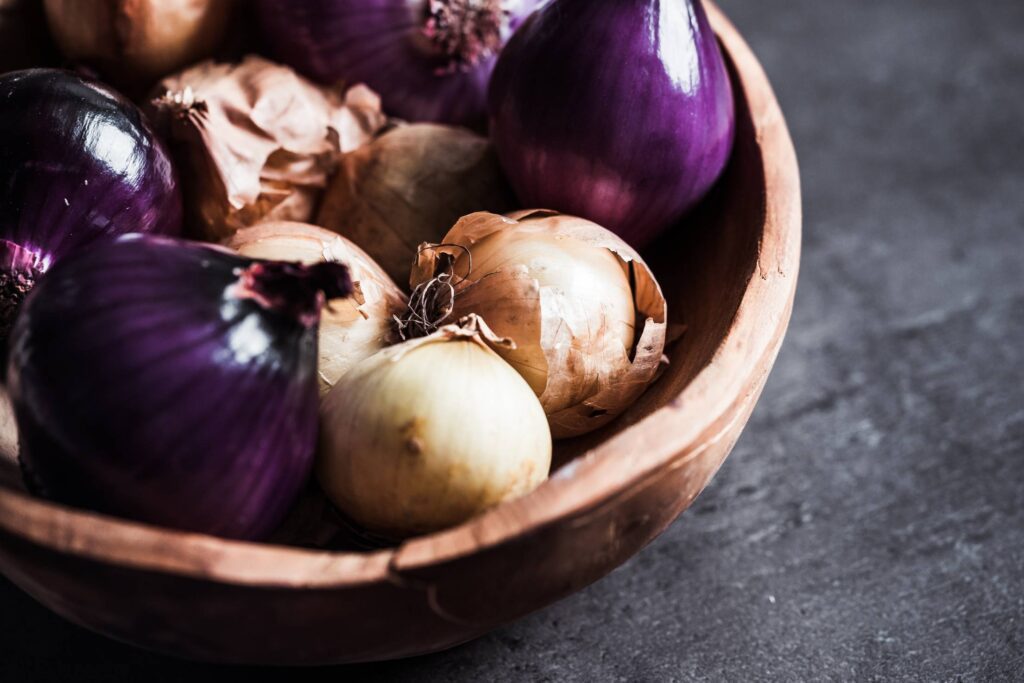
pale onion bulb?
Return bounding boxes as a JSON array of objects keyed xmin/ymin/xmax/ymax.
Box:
[
  {"xmin": 225, "ymin": 222, "xmax": 407, "ymax": 396},
  {"xmin": 411, "ymin": 210, "xmax": 668, "ymax": 438},
  {"xmin": 43, "ymin": 0, "xmax": 236, "ymax": 88},
  {"xmin": 318, "ymin": 315, "xmax": 551, "ymax": 538}
]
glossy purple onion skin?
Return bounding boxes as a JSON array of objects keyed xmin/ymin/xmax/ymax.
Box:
[
  {"xmin": 0, "ymin": 70, "xmax": 182, "ymax": 336},
  {"xmin": 6, "ymin": 235, "xmax": 346, "ymax": 540},
  {"xmin": 488, "ymin": 0, "xmax": 735, "ymax": 248},
  {"xmin": 256, "ymin": 0, "xmax": 546, "ymax": 127}
]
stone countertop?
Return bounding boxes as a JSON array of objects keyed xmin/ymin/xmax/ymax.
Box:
[{"xmin": 2, "ymin": 0, "xmax": 1022, "ymax": 680}]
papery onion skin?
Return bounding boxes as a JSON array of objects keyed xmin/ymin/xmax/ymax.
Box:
[
  {"xmin": 43, "ymin": 0, "xmax": 237, "ymax": 88},
  {"xmin": 318, "ymin": 316, "xmax": 551, "ymax": 538},
  {"xmin": 488, "ymin": 0, "xmax": 735, "ymax": 248},
  {"xmin": 226, "ymin": 222, "xmax": 408, "ymax": 396},
  {"xmin": 7, "ymin": 234, "xmax": 350, "ymax": 540},
  {"xmin": 256, "ymin": 0, "xmax": 546, "ymax": 128},
  {"xmin": 412, "ymin": 211, "xmax": 668, "ymax": 438},
  {"xmin": 316, "ymin": 123, "xmax": 516, "ymax": 284},
  {"xmin": 0, "ymin": 69, "xmax": 182, "ymax": 346},
  {"xmin": 151, "ymin": 56, "xmax": 386, "ymax": 241}
]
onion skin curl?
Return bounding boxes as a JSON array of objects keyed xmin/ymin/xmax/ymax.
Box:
[
  {"xmin": 151, "ymin": 56, "xmax": 386, "ymax": 242},
  {"xmin": 412, "ymin": 210, "xmax": 668, "ymax": 438},
  {"xmin": 43, "ymin": 0, "xmax": 237, "ymax": 89}
]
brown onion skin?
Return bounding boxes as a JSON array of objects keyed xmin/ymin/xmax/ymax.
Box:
[
  {"xmin": 43, "ymin": 0, "xmax": 237, "ymax": 89},
  {"xmin": 317, "ymin": 123, "xmax": 516, "ymax": 285},
  {"xmin": 412, "ymin": 211, "xmax": 668, "ymax": 438}
]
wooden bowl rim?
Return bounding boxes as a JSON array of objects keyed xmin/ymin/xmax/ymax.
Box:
[{"xmin": 0, "ymin": 2, "xmax": 801, "ymax": 590}]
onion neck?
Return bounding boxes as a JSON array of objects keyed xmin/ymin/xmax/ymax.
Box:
[
  {"xmin": 424, "ymin": 0, "xmax": 508, "ymax": 70},
  {"xmin": 232, "ymin": 261, "xmax": 352, "ymax": 328},
  {"xmin": 0, "ymin": 240, "xmax": 45, "ymax": 346}
]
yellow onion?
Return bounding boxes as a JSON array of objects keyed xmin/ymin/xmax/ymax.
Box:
[
  {"xmin": 318, "ymin": 315, "xmax": 551, "ymax": 538},
  {"xmin": 43, "ymin": 0, "xmax": 236, "ymax": 88},
  {"xmin": 226, "ymin": 222, "xmax": 407, "ymax": 396},
  {"xmin": 411, "ymin": 210, "xmax": 668, "ymax": 438},
  {"xmin": 151, "ymin": 56, "xmax": 387, "ymax": 241},
  {"xmin": 316, "ymin": 123, "xmax": 515, "ymax": 284}
]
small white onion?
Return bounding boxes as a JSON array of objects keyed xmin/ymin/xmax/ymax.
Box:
[
  {"xmin": 318, "ymin": 315, "xmax": 551, "ymax": 538},
  {"xmin": 411, "ymin": 210, "xmax": 668, "ymax": 438},
  {"xmin": 226, "ymin": 222, "xmax": 407, "ymax": 396}
]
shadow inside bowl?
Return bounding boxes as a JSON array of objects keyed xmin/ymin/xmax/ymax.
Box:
[{"xmin": 0, "ymin": 38, "xmax": 768, "ymax": 555}]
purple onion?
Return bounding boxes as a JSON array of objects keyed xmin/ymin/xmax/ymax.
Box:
[
  {"xmin": 7, "ymin": 234, "xmax": 351, "ymax": 540},
  {"xmin": 0, "ymin": 69, "xmax": 182, "ymax": 344},
  {"xmin": 488, "ymin": 0, "xmax": 736, "ymax": 248},
  {"xmin": 256, "ymin": 0, "xmax": 546, "ymax": 127}
]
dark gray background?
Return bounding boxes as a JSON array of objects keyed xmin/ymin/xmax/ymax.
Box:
[{"xmin": 3, "ymin": 0, "xmax": 1023, "ymax": 680}]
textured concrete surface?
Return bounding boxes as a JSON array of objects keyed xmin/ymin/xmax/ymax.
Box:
[{"xmin": 2, "ymin": 0, "xmax": 1023, "ymax": 680}]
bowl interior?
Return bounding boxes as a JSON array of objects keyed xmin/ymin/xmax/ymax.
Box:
[
  {"xmin": 0, "ymin": 4, "xmax": 786, "ymax": 563},
  {"xmin": 0, "ymin": 3, "xmax": 801, "ymax": 664}
]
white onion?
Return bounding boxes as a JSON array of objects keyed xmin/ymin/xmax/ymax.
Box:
[{"xmin": 318, "ymin": 316, "xmax": 551, "ymax": 538}]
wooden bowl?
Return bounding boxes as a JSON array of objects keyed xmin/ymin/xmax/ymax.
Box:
[{"xmin": 0, "ymin": 3, "xmax": 800, "ymax": 665}]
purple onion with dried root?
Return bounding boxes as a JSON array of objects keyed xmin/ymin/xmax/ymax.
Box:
[
  {"xmin": 256, "ymin": 0, "xmax": 547, "ymax": 127},
  {"xmin": 7, "ymin": 234, "xmax": 350, "ymax": 540}
]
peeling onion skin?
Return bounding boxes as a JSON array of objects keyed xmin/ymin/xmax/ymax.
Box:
[
  {"xmin": 256, "ymin": 0, "xmax": 547, "ymax": 128},
  {"xmin": 7, "ymin": 234, "xmax": 350, "ymax": 540},
  {"xmin": 226, "ymin": 222, "xmax": 408, "ymax": 396},
  {"xmin": 151, "ymin": 57, "xmax": 387, "ymax": 242},
  {"xmin": 412, "ymin": 211, "xmax": 668, "ymax": 438},
  {"xmin": 0, "ymin": 69, "xmax": 182, "ymax": 348},
  {"xmin": 488, "ymin": 0, "xmax": 735, "ymax": 248}
]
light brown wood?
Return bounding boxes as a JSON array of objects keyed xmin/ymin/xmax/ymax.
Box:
[{"xmin": 0, "ymin": 2, "xmax": 801, "ymax": 664}]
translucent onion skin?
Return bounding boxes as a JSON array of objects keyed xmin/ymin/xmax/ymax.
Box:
[
  {"xmin": 256, "ymin": 0, "xmax": 546, "ymax": 128},
  {"xmin": 412, "ymin": 211, "xmax": 668, "ymax": 438},
  {"xmin": 151, "ymin": 57, "xmax": 387, "ymax": 241},
  {"xmin": 0, "ymin": 69, "xmax": 182, "ymax": 344},
  {"xmin": 7, "ymin": 234, "xmax": 351, "ymax": 540},
  {"xmin": 488, "ymin": 0, "xmax": 735, "ymax": 248}
]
